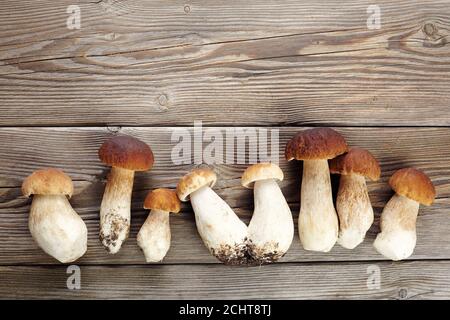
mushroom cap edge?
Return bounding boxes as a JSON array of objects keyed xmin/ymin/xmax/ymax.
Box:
[
  {"xmin": 22, "ymin": 168, "xmax": 74, "ymax": 198},
  {"xmin": 389, "ymin": 168, "xmax": 436, "ymax": 206},
  {"xmin": 98, "ymin": 135, "xmax": 154, "ymax": 171},
  {"xmin": 176, "ymin": 168, "xmax": 217, "ymax": 202},
  {"xmin": 285, "ymin": 127, "xmax": 348, "ymax": 161},
  {"xmin": 144, "ymin": 188, "xmax": 181, "ymax": 213},
  {"xmin": 241, "ymin": 163, "xmax": 284, "ymax": 189},
  {"xmin": 329, "ymin": 147, "xmax": 381, "ymax": 181}
]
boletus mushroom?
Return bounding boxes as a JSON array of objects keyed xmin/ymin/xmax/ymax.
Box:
[
  {"xmin": 98, "ymin": 135, "xmax": 154, "ymax": 254},
  {"xmin": 137, "ymin": 188, "xmax": 181, "ymax": 262},
  {"xmin": 285, "ymin": 128, "xmax": 348, "ymax": 252},
  {"xmin": 22, "ymin": 168, "xmax": 87, "ymax": 263},
  {"xmin": 176, "ymin": 168, "xmax": 248, "ymax": 265},
  {"xmin": 373, "ymin": 168, "xmax": 435, "ymax": 261},
  {"xmin": 242, "ymin": 163, "xmax": 294, "ymax": 264},
  {"xmin": 329, "ymin": 148, "xmax": 381, "ymax": 249}
]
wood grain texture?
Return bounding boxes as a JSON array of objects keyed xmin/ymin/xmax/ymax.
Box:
[
  {"xmin": 1, "ymin": 261, "xmax": 449, "ymax": 299},
  {"xmin": 1, "ymin": 0, "xmax": 450, "ymax": 300},
  {"xmin": 0, "ymin": 126, "xmax": 449, "ymax": 264},
  {"xmin": 0, "ymin": 0, "xmax": 449, "ymax": 126}
]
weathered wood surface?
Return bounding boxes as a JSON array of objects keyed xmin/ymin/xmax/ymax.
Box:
[
  {"xmin": 1, "ymin": 261, "xmax": 450, "ymax": 299},
  {"xmin": 1, "ymin": 0, "xmax": 450, "ymax": 126},
  {"xmin": 1, "ymin": 0, "xmax": 450, "ymax": 299},
  {"xmin": 0, "ymin": 126, "xmax": 449, "ymax": 264}
]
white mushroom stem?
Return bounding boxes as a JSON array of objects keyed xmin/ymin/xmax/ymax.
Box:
[
  {"xmin": 29, "ymin": 195, "xmax": 87, "ymax": 263},
  {"xmin": 336, "ymin": 174, "xmax": 374, "ymax": 249},
  {"xmin": 100, "ymin": 166, "xmax": 134, "ymax": 254},
  {"xmin": 299, "ymin": 159, "xmax": 338, "ymax": 252},
  {"xmin": 248, "ymin": 179, "xmax": 293, "ymax": 262},
  {"xmin": 190, "ymin": 185, "xmax": 248, "ymax": 264},
  {"xmin": 373, "ymin": 194, "xmax": 419, "ymax": 261},
  {"xmin": 137, "ymin": 209, "xmax": 171, "ymax": 262}
]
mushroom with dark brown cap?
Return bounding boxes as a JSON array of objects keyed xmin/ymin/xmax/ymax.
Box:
[
  {"xmin": 329, "ymin": 147, "xmax": 381, "ymax": 249},
  {"xmin": 242, "ymin": 163, "xmax": 293, "ymax": 264},
  {"xmin": 177, "ymin": 168, "xmax": 248, "ymax": 265},
  {"xmin": 137, "ymin": 188, "xmax": 180, "ymax": 262},
  {"xmin": 22, "ymin": 168, "xmax": 87, "ymax": 263},
  {"xmin": 285, "ymin": 128, "xmax": 348, "ymax": 252},
  {"xmin": 98, "ymin": 135, "xmax": 154, "ymax": 254},
  {"xmin": 373, "ymin": 168, "xmax": 435, "ymax": 261}
]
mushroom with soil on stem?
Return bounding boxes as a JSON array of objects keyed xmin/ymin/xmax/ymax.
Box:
[
  {"xmin": 241, "ymin": 163, "xmax": 294, "ymax": 264},
  {"xmin": 373, "ymin": 168, "xmax": 435, "ymax": 261},
  {"xmin": 329, "ymin": 147, "xmax": 381, "ymax": 249},
  {"xmin": 98, "ymin": 135, "xmax": 154, "ymax": 254},
  {"xmin": 22, "ymin": 168, "xmax": 87, "ymax": 263},
  {"xmin": 285, "ymin": 128, "xmax": 348, "ymax": 252},
  {"xmin": 137, "ymin": 188, "xmax": 181, "ymax": 262},
  {"xmin": 176, "ymin": 168, "xmax": 248, "ymax": 265}
]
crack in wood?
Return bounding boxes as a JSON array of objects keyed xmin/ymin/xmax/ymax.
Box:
[{"xmin": 0, "ymin": 27, "xmax": 365, "ymax": 67}]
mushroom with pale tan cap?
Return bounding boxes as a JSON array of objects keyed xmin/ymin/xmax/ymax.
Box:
[
  {"xmin": 329, "ymin": 147, "xmax": 381, "ymax": 249},
  {"xmin": 98, "ymin": 135, "xmax": 154, "ymax": 254},
  {"xmin": 22, "ymin": 168, "xmax": 87, "ymax": 263},
  {"xmin": 285, "ymin": 128, "xmax": 348, "ymax": 252},
  {"xmin": 137, "ymin": 188, "xmax": 180, "ymax": 262},
  {"xmin": 242, "ymin": 163, "xmax": 293, "ymax": 264},
  {"xmin": 177, "ymin": 168, "xmax": 248, "ymax": 265},
  {"xmin": 373, "ymin": 168, "xmax": 435, "ymax": 261}
]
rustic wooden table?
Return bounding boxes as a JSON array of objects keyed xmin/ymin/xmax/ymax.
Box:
[{"xmin": 1, "ymin": 0, "xmax": 449, "ymax": 299}]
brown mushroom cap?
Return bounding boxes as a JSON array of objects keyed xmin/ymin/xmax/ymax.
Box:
[
  {"xmin": 389, "ymin": 168, "xmax": 436, "ymax": 206},
  {"xmin": 241, "ymin": 163, "xmax": 284, "ymax": 189},
  {"xmin": 285, "ymin": 128, "xmax": 348, "ymax": 161},
  {"xmin": 22, "ymin": 168, "xmax": 74, "ymax": 198},
  {"xmin": 176, "ymin": 168, "xmax": 217, "ymax": 202},
  {"xmin": 329, "ymin": 147, "xmax": 381, "ymax": 181},
  {"xmin": 144, "ymin": 188, "xmax": 181, "ymax": 213},
  {"xmin": 98, "ymin": 135, "xmax": 154, "ymax": 171}
]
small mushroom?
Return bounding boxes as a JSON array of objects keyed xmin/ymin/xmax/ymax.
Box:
[
  {"xmin": 22, "ymin": 168, "xmax": 87, "ymax": 263},
  {"xmin": 373, "ymin": 168, "xmax": 435, "ymax": 261},
  {"xmin": 242, "ymin": 163, "xmax": 294, "ymax": 264},
  {"xmin": 285, "ymin": 128, "xmax": 348, "ymax": 252},
  {"xmin": 177, "ymin": 168, "xmax": 248, "ymax": 265},
  {"xmin": 137, "ymin": 188, "xmax": 181, "ymax": 262},
  {"xmin": 329, "ymin": 148, "xmax": 381, "ymax": 249},
  {"xmin": 98, "ymin": 135, "xmax": 154, "ymax": 254}
]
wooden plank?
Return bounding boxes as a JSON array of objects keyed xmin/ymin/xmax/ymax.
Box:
[
  {"xmin": 1, "ymin": 261, "xmax": 450, "ymax": 299},
  {"xmin": 1, "ymin": 192, "xmax": 448, "ymax": 264},
  {"xmin": 0, "ymin": 126, "xmax": 449, "ymax": 264},
  {"xmin": 0, "ymin": 1, "xmax": 449, "ymax": 126},
  {"xmin": 0, "ymin": 127, "xmax": 449, "ymax": 188}
]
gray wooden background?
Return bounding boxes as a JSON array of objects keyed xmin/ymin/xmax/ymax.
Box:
[{"xmin": 0, "ymin": 0, "xmax": 449, "ymax": 299}]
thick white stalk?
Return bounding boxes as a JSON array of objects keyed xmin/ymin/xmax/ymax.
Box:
[
  {"xmin": 100, "ymin": 167, "xmax": 134, "ymax": 254},
  {"xmin": 137, "ymin": 209, "xmax": 171, "ymax": 262},
  {"xmin": 191, "ymin": 186, "xmax": 248, "ymax": 264},
  {"xmin": 373, "ymin": 194, "xmax": 419, "ymax": 261},
  {"xmin": 29, "ymin": 195, "xmax": 87, "ymax": 263},
  {"xmin": 299, "ymin": 159, "xmax": 338, "ymax": 252},
  {"xmin": 248, "ymin": 179, "xmax": 293, "ymax": 263},
  {"xmin": 337, "ymin": 174, "xmax": 374, "ymax": 249}
]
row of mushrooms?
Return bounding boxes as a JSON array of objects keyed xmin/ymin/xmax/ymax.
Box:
[
  {"xmin": 21, "ymin": 129, "xmax": 436, "ymax": 264},
  {"xmin": 285, "ymin": 128, "xmax": 435, "ymax": 261},
  {"xmin": 177, "ymin": 164, "xmax": 293, "ymax": 264}
]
